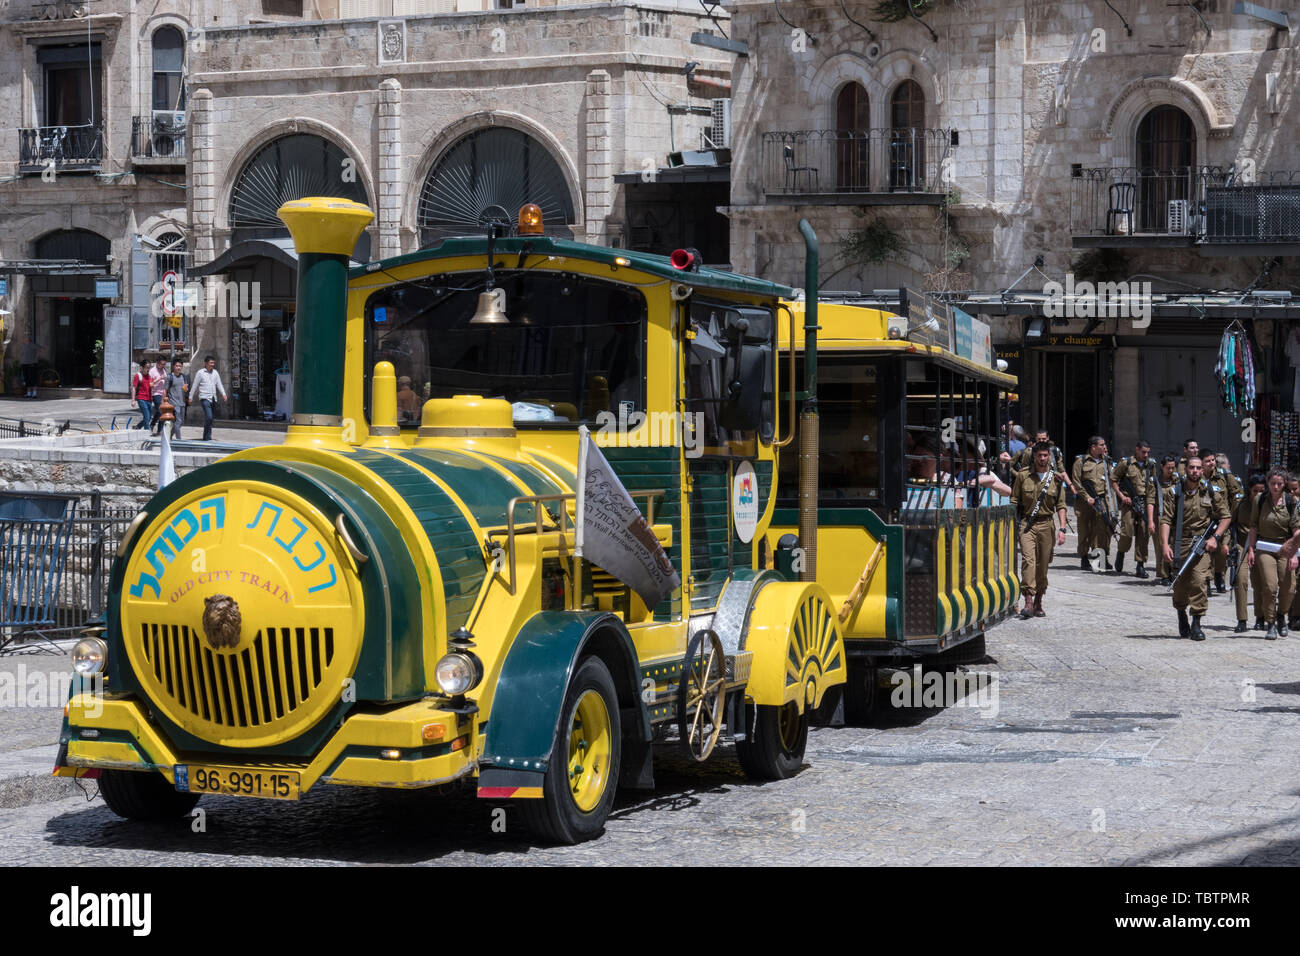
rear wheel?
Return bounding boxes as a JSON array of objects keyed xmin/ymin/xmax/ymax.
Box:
[
  {"xmin": 520, "ymin": 656, "xmax": 622, "ymax": 844},
  {"xmin": 843, "ymin": 662, "xmax": 878, "ymax": 724},
  {"xmin": 736, "ymin": 701, "xmax": 808, "ymax": 780},
  {"xmin": 99, "ymin": 769, "xmax": 200, "ymax": 820}
]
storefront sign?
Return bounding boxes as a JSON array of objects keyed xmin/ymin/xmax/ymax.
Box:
[
  {"xmin": 953, "ymin": 306, "xmax": 992, "ymax": 367},
  {"xmin": 0, "ymin": 277, "xmax": 8, "ymax": 296},
  {"xmin": 94, "ymin": 278, "xmax": 119, "ymax": 300},
  {"xmin": 103, "ymin": 306, "xmax": 131, "ymax": 394}
]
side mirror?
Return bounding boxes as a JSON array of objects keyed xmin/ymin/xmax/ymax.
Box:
[{"xmin": 718, "ymin": 343, "xmax": 766, "ymax": 432}]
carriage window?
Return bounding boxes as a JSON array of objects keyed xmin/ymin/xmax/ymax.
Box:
[
  {"xmin": 364, "ymin": 272, "xmax": 645, "ymax": 426},
  {"xmin": 776, "ymin": 357, "xmax": 880, "ymax": 505},
  {"xmin": 685, "ymin": 301, "xmax": 774, "ymax": 456}
]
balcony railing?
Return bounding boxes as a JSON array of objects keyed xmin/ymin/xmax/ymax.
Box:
[
  {"xmin": 1070, "ymin": 165, "xmax": 1300, "ymax": 242},
  {"xmin": 131, "ymin": 114, "xmax": 187, "ymax": 162},
  {"xmin": 18, "ymin": 125, "xmax": 103, "ymax": 172},
  {"xmin": 761, "ymin": 128, "xmax": 955, "ymax": 197}
]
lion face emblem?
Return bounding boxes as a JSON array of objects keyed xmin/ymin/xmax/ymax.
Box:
[{"xmin": 202, "ymin": 594, "xmax": 242, "ymax": 650}]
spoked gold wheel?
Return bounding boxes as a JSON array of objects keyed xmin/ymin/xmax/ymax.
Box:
[
  {"xmin": 567, "ymin": 689, "xmax": 613, "ymax": 812},
  {"xmin": 678, "ymin": 630, "xmax": 727, "ymax": 761}
]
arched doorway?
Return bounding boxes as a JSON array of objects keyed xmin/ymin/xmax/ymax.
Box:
[
  {"xmin": 1136, "ymin": 105, "xmax": 1195, "ymax": 232},
  {"xmin": 418, "ymin": 126, "xmax": 576, "ymax": 245},
  {"xmin": 890, "ymin": 79, "xmax": 927, "ymax": 190},
  {"xmin": 219, "ymin": 133, "xmax": 370, "ymax": 418},
  {"xmin": 30, "ymin": 229, "xmax": 111, "ymax": 389},
  {"xmin": 835, "ymin": 82, "xmax": 870, "ymax": 191}
]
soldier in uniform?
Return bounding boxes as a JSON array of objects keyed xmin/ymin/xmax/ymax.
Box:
[
  {"xmin": 1245, "ymin": 468, "xmax": 1300, "ymax": 640},
  {"xmin": 1161, "ymin": 456, "xmax": 1231, "ymax": 640},
  {"xmin": 1111, "ymin": 440, "xmax": 1154, "ymax": 577},
  {"xmin": 1012, "ymin": 441, "xmax": 1068, "ymax": 619},
  {"xmin": 1202, "ymin": 449, "xmax": 1244, "ymax": 593},
  {"xmin": 1072, "ymin": 436, "xmax": 1114, "ymax": 571},
  {"xmin": 1233, "ymin": 472, "xmax": 1266, "ymax": 633},
  {"xmin": 1148, "ymin": 454, "xmax": 1178, "ymax": 585},
  {"xmin": 1176, "ymin": 438, "xmax": 1199, "ymax": 478}
]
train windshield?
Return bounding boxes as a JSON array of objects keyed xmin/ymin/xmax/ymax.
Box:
[{"xmin": 363, "ymin": 271, "xmax": 646, "ymax": 426}]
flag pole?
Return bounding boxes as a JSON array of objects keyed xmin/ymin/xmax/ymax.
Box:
[{"xmin": 157, "ymin": 397, "xmax": 176, "ymax": 489}]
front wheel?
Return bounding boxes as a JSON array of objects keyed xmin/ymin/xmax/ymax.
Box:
[
  {"xmin": 99, "ymin": 769, "xmax": 200, "ymax": 820},
  {"xmin": 519, "ymin": 656, "xmax": 622, "ymax": 844},
  {"xmin": 736, "ymin": 701, "xmax": 808, "ymax": 780}
]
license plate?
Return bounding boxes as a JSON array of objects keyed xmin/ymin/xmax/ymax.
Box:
[{"xmin": 174, "ymin": 764, "xmax": 300, "ymax": 800}]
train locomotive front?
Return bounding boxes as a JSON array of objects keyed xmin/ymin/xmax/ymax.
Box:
[{"xmin": 56, "ymin": 198, "xmax": 847, "ymax": 843}]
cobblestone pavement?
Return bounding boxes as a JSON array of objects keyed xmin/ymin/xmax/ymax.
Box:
[{"xmin": 2, "ymin": 540, "xmax": 1298, "ymax": 866}]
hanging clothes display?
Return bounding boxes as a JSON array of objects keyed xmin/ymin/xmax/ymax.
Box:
[{"xmin": 1214, "ymin": 322, "xmax": 1256, "ymax": 418}]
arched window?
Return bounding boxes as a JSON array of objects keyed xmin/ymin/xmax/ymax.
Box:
[
  {"xmin": 152, "ymin": 26, "xmax": 185, "ymax": 112},
  {"xmin": 418, "ymin": 126, "xmax": 576, "ymax": 245},
  {"xmin": 889, "ymin": 80, "xmax": 927, "ymax": 190},
  {"xmin": 34, "ymin": 229, "xmax": 110, "ymax": 263},
  {"xmin": 229, "ymin": 133, "xmax": 370, "ymax": 258},
  {"xmin": 835, "ymin": 82, "xmax": 870, "ymax": 191},
  {"xmin": 1136, "ymin": 105, "xmax": 1195, "ymax": 232}
]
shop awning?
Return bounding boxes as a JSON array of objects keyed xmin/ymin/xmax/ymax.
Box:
[{"xmin": 186, "ymin": 238, "xmax": 302, "ymax": 278}]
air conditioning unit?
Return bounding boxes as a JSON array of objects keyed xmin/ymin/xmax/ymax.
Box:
[
  {"xmin": 711, "ymin": 98, "xmax": 731, "ymax": 150},
  {"xmin": 152, "ymin": 110, "xmax": 186, "ymax": 133},
  {"xmin": 1167, "ymin": 199, "xmax": 1190, "ymax": 235}
]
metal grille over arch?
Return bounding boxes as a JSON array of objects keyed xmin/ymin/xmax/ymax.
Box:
[
  {"xmin": 418, "ymin": 127, "xmax": 576, "ymax": 244},
  {"xmin": 229, "ymin": 134, "xmax": 369, "ymax": 232}
]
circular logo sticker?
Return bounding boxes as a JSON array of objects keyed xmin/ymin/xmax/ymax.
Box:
[{"xmin": 732, "ymin": 460, "xmax": 759, "ymax": 543}]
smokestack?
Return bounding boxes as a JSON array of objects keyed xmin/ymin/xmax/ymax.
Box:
[{"xmin": 277, "ymin": 197, "xmax": 374, "ymax": 449}]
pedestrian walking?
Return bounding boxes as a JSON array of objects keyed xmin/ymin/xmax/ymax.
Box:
[
  {"xmin": 1233, "ymin": 472, "xmax": 1265, "ymax": 633},
  {"xmin": 189, "ymin": 355, "xmax": 227, "ymax": 441},
  {"xmin": 1111, "ymin": 440, "xmax": 1154, "ymax": 577},
  {"xmin": 1072, "ymin": 436, "xmax": 1114, "ymax": 572},
  {"xmin": 131, "ymin": 359, "xmax": 153, "ymax": 430},
  {"xmin": 1149, "ymin": 455, "xmax": 1178, "ymax": 585},
  {"xmin": 1245, "ymin": 468, "xmax": 1300, "ymax": 640},
  {"xmin": 1162, "ymin": 456, "xmax": 1231, "ymax": 641},
  {"xmin": 1201, "ymin": 448, "xmax": 1242, "ymax": 593},
  {"xmin": 165, "ymin": 360, "xmax": 189, "ymax": 439},
  {"xmin": 1012, "ymin": 441, "xmax": 1068, "ymax": 619},
  {"xmin": 19, "ymin": 337, "xmax": 43, "ymax": 399},
  {"xmin": 148, "ymin": 358, "xmax": 167, "ymax": 435}
]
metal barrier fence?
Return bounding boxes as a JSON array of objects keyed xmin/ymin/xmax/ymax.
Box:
[
  {"xmin": 0, "ymin": 417, "xmax": 71, "ymax": 439},
  {"xmin": 0, "ymin": 491, "xmax": 150, "ymax": 643}
]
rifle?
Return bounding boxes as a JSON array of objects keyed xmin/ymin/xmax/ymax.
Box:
[
  {"xmin": 1087, "ymin": 470, "xmax": 1120, "ymax": 539},
  {"xmin": 1173, "ymin": 522, "xmax": 1217, "ymax": 584},
  {"xmin": 1117, "ymin": 468, "xmax": 1146, "ymax": 536}
]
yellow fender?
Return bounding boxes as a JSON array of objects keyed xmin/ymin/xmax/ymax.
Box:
[{"xmin": 743, "ymin": 581, "xmax": 847, "ymax": 713}]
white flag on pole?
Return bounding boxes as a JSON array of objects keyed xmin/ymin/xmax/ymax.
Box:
[
  {"xmin": 575, "ymin": 426, "xmax": 681, "ymax": 608},
  {"xmin": 158, "ymin": 425, "xmax": 176, "ymax": 490}
]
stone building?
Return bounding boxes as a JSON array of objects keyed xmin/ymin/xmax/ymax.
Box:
[
  {"xmin": 724, "ymin": 0, "xmax": 1299, "ymax": 463},
  {"xmin": 0, "ymin": 0, "xmax": 728, "ymax": 408},
  {"xmin": 182, "ymin": 0, "xmax": 729, "ymax": 419},
  {"xmin": 0, "ymin": 0, "xmax": 342, "ymax": 395}
]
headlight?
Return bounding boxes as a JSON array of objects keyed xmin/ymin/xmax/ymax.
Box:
[
  {"xmin": 72, "ymin": 637, "xmax": 107, "ymax": 676},
  {"xmin": 435, "ymin": 652, "xmax": 483, "ymax": 695}
]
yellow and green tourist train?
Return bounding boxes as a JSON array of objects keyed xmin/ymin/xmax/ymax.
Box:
[
  {"xmin": 767, "ymin": 299, "xmax": 1020, "ymax": 720},
  {"xmin": 56, "ymin": 198, "xmax": 857, "ymax": 843}
]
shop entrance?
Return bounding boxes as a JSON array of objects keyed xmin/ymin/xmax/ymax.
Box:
[
  {"xmin": 1027, "ymin": 348, "xmax": 1107, "ymax": 457},
  {"xmin": 49, "ymin": 297, "xmax": 103, "ymax": 388}
]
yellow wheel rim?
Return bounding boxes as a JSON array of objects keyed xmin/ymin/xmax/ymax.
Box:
[
  {"xmin": 567, "ymin": 689, "xmax": 612, "ymax": 813},
  {"xmin": 777, "ymin": 701, "xmax": 802, "ymax": 753}
]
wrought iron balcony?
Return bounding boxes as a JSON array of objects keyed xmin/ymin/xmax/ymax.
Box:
[
  {"xmin": 18, "ymin": 125, "xmax": 103, "ymax": 172},
  {"xmin": 131, "ymin": 114, "xmax": 187, "ymax": 163},
  {"xmin": 760, "ymin": 128, "xmax": 956, "ymax": 200},
  {"xmin": 1070, "ymin": 165, "xmax": 1300, "ymax": 245}
]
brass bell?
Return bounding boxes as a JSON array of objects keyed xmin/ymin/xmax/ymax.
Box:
[{"xmin": 469, "ymin": 288, "xmax": 508, "ymax": 325}]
